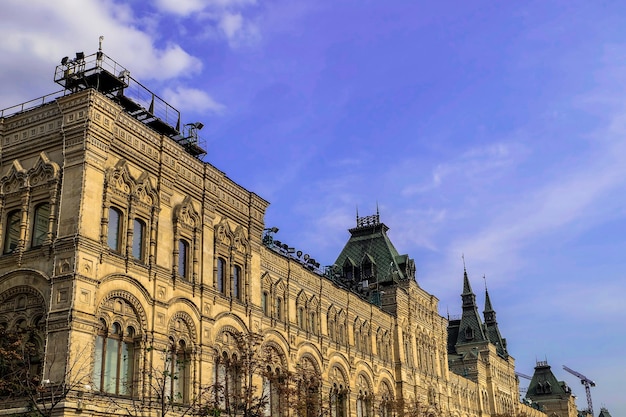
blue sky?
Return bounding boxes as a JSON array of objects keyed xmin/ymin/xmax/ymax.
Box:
[{"xmin": 1, "ymin": 0, "xmax": 625, "ymax": 414}]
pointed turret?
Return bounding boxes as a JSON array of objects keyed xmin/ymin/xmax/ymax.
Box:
[
  {"xmin": 455, "ymin": 268, "xmax": 487, "ymax": 346},
  {"xmin": 483, "ymin": 286, "xmax": 508, "ymax": 357}
]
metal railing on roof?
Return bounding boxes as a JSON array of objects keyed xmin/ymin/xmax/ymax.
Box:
[{"xmin": 0, "ymin": 90, "xmax": 65, "ymax": 118}]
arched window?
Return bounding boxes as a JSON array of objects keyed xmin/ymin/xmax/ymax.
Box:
[
  {"xmin": 263, "ymin": 366, "xmax": 284, "ymax": 416},
  {"xmin": 94, "ymin": 321, "xmax": 136, "ymax": 395},
  {"xmin": 379, "ymin": 382, "xmax": 393, "ymax": 417},
  {"xmin": 217, "ymin": 258, "xmax": 226, "ymax": 294},
  {"xmin": 356, "ymin": 375, "xmax": 372, "ymax": 417},
  {"xmin": 233, "ymin": 265, "xmax": 242, "ymax": 300},
  {"xmin": 132, "ymin": 218, "xmax": 146, "ymax": 261},
  {"xmin": 170, "ymin": 339, "xmax": 190, "ymax": 403},
  {"xmin": 330, "ymin": 383, "xmax": 347, "ymax": 417},
  {"xmin": 178, "ymin": 239, "xmax": 190, "ymax": 279},
  {"xmin": 31, "ymin": 203, "xmax": 50, "ymax": 247},
  {"xmin": 108, "ymin": 207, "xmax": 123, "ymax": 252},
  {"xmin": 296, "ymin": 358, "xmax": 321, "ymax": 417},
  {"xmin": 4, "ymin": 210, "xmax": 20, "ymax": 254}
]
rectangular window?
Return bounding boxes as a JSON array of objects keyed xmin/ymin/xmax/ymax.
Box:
[
  {"xmin": 93, "ymin": 335, "xmax": 104, "ymax": 391},
  {"xmin": 179, "ymin": 239, "xmax": 189, "ymax": 278},
  {"xmin": 276, "ymin": 298, "xmax": 282, "ymax": 321},
  {"xmin": 132, "ymin": 219, "xmax": 146, "ymax": 260},
  {"xmin": 4, "ymin": 210, "xmax": 20, "ymax": 254},
  {"xmin": 108, "ymin": 207, "xmax": 122, "ymax": 252},
  {"xmin": 217, "ymin": 258, "xmax": 226, "ymax": 293},
  {"xmin": 32, "ymin": 203, "xmax": 50, "ymax": 247},
  {"xmin": 233, "ymin": 265, "xmax": 242, "ymax": 300},
  {"xmin": 262, "ymin": 291, "xmax": 268, "ymax": 316},
  {"xmin": 104, "ymin": 337, "xmax": 119, "ymax": 393}
]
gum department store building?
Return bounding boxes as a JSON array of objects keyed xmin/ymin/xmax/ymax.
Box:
[{"xmin": 0, "ymin": 49, "xmax": 580, "ymax": 417}]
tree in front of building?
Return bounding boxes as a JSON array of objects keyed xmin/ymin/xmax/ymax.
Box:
[{"xmin": 0, "ymin": 325, "xmax": 91, "ymax": 417}]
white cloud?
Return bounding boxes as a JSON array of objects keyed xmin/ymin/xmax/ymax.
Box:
[
  {"xmin": 155, "ymin": 0, "xmax": 256, "ymax": 16},
  {"xmin": 0, "ymin": 0, "xmax": 202, "ymax": 109},
  {"xmin": 163, "ymin": 86, "xmax": 225, "ymax": 114},
  {"xmin": 220, "ymin": 13, "xmax": 244, "ymax": 39}
]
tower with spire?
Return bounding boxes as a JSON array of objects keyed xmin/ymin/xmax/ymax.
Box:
[
  {"xmin": 484, "ymin": 283, "xmax": 508, "ymax": 358},
  {"xmin": 447, "ymin": 266, "xmax": 517, "ymax": 414}
]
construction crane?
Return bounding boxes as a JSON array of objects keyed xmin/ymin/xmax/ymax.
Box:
[
  {"xmin": 516, "ymin": 371, "xmax": 533, "ymax": 380},
  {"xmin": 563, "ymin": 365, "xmax": 595, "ymax": 416}
]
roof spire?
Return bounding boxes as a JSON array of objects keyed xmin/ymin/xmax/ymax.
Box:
[
  {"xmin": 482, "ymin": 278, "xmax": 508, "ymax": 357},
  {"xmin": 455, "ymin": 262, "xmax": 487, "ymax": 346},
  {"xmin": 483, "ymin": 275, "xmax": 496, "ymax": 312},
  {"xmin": 462, "ymin": 255, "xmax": 472, "ymax": 295}
]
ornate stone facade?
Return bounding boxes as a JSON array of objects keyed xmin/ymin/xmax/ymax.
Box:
[{"xmin": 0, "ymin": 59, "xmax": 561, "ymax": 417}]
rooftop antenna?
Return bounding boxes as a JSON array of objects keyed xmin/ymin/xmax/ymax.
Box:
[{"xmin": 97, "ymin": 35, "xmax": 104, "ymax": 64}]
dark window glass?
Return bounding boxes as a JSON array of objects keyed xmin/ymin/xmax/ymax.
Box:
[
  {"xmin": 262, "ymin": 291, "xmax": 268, "ymax": 315},
  {"xmin": 4, "ymin": 210, "xmax": 20, "ymax": 254},
  {"xmin": 32, "ymin": 203, "xmax": 50, "ymax": 247},
  {"xmin": 233, "ymin": 265, "xmax": 242, "ymax": 300},
  {"xmin": 132, "ymin": 219, "xmax": 146, "ymax": 260},
  {"xmin": 179, "ymin": 239, "xmax": 189, "ymax": 278},
  {"xmin": 217, "ymin": 258, "xmax": 226, "ymax": 293},
  {"xmin": 276, "ymin": 297, "xmax": 282, "ymax": 321},
  {"xmin": 108, "ymin": 207, "xmax": 122, "ymax": 251}
]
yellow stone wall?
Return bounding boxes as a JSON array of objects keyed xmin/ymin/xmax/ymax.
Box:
[{"xmin": 0, "ymin": 88, "xmax": 542, "ymax": 417}]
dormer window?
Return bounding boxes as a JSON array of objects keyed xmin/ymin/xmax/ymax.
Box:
[{"xmin": 465, "ymin": 327, "xmax": 474, "ymax": 340}]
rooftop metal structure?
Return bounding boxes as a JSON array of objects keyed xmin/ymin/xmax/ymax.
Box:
[{"xmin": 2, "ymin": 39, "xmax": 206, "ymax": 159}]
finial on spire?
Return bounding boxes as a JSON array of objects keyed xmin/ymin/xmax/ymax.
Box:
[
  {"xmin": 483, "ymin": 274, "xmax": 487, "ymax": 290},
  {"xmin": 462, "ymin": 253, "xmax": 466, "ymax": 271}
]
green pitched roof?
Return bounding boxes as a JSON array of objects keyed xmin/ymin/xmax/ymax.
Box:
[
  {"xmin": 526, "ymin": 361, "xmax": 572, "ymax": 399},
  {"xmin": 333, "ymin": 213, "xmax": 415, "ymax": 289}
]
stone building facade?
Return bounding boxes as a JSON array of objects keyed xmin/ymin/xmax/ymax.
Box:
[{"xmin": 0, "ymin": 50, "xmax": 556, "ymax": 417}]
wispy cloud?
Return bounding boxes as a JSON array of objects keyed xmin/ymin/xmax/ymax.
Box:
[
  {"xmin": 401, "ymin": 141, "xmax": 528, "ymax": 196},
  {"xmin": 163, "ymin": 86, "xmax": 226, "ymax": 114},
  {"xmin": 154, "ymin": 0, "xmax": 260, "ymax": 47}
]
